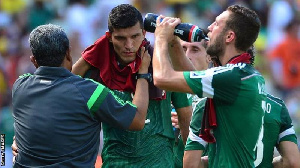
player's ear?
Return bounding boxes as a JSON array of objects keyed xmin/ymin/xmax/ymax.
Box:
[
  {"xmin": 65, "ymin": 49, "xmax": 72, "ymax": 62},
  {"xmin": 225, "ymin": 31, "xmax": 235, "ymax": 43},
  {"xmin": 30, "ymin": 55, "xmax": 39, "ymax": 68}
]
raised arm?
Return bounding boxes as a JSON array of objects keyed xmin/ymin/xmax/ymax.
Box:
[
  {"xmin": 128, "ymin": 46, "xmax": 151, "ymax": 130},
  {"xmin": 168, "ymin": 37, "xmax": 196, "ymax": 71},
  {"xmin": 153, "ymin": 15, "xmax": 193, "ymax": 93}
]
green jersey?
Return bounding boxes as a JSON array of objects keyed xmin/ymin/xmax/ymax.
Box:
[
  {"xmin": 185, "ymin": 97, "xmax": 207, "ymax": 151},
  {"xmin": 186, "ymin": 94, "xmax": 298, "ymax": 168},
  {"xmin": 174, "ymin": 96, "xmax": 206, "ymax": 168},
  {"xmin": 101, "ymin": 91, "xmax": 191, "ymax": 168},
  {"xmin": 184, "ymin": 63, "xmax": 266, "ymax": 168},
  {"xmin": 255, "ymin": 94, "xmax": 297, "ymax": 168}
]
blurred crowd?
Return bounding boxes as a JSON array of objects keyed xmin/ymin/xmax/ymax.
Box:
[{"xmin": 1, "ymin": 0, "xmax": 300, "ymax": 166}]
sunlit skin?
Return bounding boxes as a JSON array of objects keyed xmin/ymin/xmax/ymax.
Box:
[
  {"xmin": 206, "ymin": 11, "xmax": 229, "ymax": 61},
  {"xmin": 207, "ymin": 11, "xmax": 229, "ymax": 47},
  {"xmin": 180, "ymin": 40, "xmax": 210, "ymax": 71},
  {"xmin": 107, "ymin": 22, "xmax": 146, "ymax": 65},
  {"xmin": 171, "ymin": 40, "xmax": 211, "ymax": 128}
]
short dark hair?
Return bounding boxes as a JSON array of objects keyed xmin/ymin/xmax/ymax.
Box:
[
  {"xmin": 226, "ymin": 5, "xmax": 261, "ymax": 52},
  {"xmin": 108, "ymin": 4, "xmax": 143, "ymax": 33},
  {"xmin": 29, "ymin": 24, "xmax": 69, "ymax": 67}
]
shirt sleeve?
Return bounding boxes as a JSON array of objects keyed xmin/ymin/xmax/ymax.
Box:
[
  {"xmin": 78, "ymin": 78, "xmax": 136, "ymax": 130},
  {"xmin": 171, "ymin": 92, "xmax": 192, "ymax": 109},
  {"xmin": 278, "ymin": 102, "xmax": 298, "ymax": 145},
  {"xmin": 185, "ymin": 98, "xmax": 207, "ymax": 151},
  {"xmin": 12, "ymin": 73, "xmax": 32, "ymax": 95},
  {"xmin": 183, "ymin": 66, "xmax": 241, "ymax": 103}
]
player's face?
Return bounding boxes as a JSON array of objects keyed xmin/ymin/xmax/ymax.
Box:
[
  {"xmin": 180, "ymin": 40, "xmax": 210, "ymax": 71},
  {"xmin": 109, "ymin": 22, "xmax": 145, "ymax": 65},
  {"xmin": 206, "ymin": 11, "xmax": 229, "ymax": 58}
]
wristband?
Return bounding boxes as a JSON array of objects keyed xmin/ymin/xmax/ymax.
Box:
[{"xmin": 136, "ymin": 73, "xmax": 152, "ymax": 82}]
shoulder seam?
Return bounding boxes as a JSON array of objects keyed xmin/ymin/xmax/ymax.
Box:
[{"xmin": 18, "ymin": 73, "xmax": 32, "ymax": 79}]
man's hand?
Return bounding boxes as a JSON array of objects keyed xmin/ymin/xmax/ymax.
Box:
[
  {"xmin": 138, "ymin": 46, "xmax": 151, "ymax": 74},
  {"xmin": 11, "ymin": 136, "xmax": 18, "ymax": 163},
  {"xmin": 202, "ymin": 156, "xmax": 209, "ymax": 168},
  {"xmin": 155, "ymin": 15, "xmax": 181, "ymax": 43},
  {"xmin": 273, "ymin": 155, "xmax": 283, "ymax": 168}
]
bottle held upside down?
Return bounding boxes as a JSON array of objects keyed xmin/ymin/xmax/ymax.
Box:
[{"xmin": 144, "ymin": 13, "xmax": 209, "ymax": 42}]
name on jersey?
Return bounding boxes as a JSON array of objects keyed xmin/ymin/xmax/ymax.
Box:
[
  {"xmin": 226, "ymin": 63, "xmax": 246, "ymax": 69},
  {"xmin": 258, "ymin": 83, "xmax": 267, "ymax": 95}
]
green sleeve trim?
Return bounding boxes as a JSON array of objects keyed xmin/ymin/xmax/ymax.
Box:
[
  {"xmin": 18, "ymin": 73, "xmax": 32, "ymax": 78},
  {"xmin": 279, "ymin": 134, "xmax": 298, "ymax": 145},
  {"xmin": 87, "ymin": 85, "xmax": 108, "ymax": 115},
  {"xmin": 185, "ymin": 138, "xmax": 206, "ymax": 151},
  {"xmin": 85, "ymin": 78, "xmax": 99, "ymax": 84}
]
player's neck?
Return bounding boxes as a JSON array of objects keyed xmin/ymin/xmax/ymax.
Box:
[{"xmin": 219, "ymin": 47, "xmax": 243, "ymax": 65}]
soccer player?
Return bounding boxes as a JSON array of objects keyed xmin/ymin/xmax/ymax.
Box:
[
  {"xmin": 71, "ymin": 4, "xmax": 192, "ymax": 167},
  {"xmin": 172, "ymin": 39, "xmax": 210, "ymax": 168},
  {"xmin": 153, "ymin": 4, "xmax": 266, "ymax": 167},
  {"xmin": 171, "ymin": 41, "xmax": 300, "ymax": 167},
  {"xmin": 256, "ymin": 94, "xmax": 300, "ymax": 167}
]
